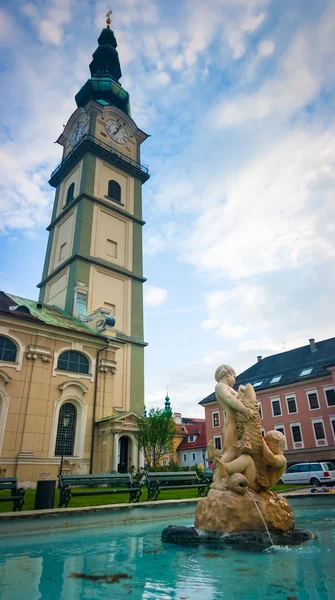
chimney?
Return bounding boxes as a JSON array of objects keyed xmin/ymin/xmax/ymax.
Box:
[
  {"xmin": 309, "ymin": 338, "xmax": 317, "ymax": 353},
  {"xmin": 173, "ymin": 412, "xmax": 182, "ymax": 424},
  {"xmin": 257, "ymin": 355, "xmax": 262, "ymax": 362}
]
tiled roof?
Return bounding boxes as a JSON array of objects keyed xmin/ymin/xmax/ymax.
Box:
[
  {"xmin": 199, "ymin": 337, "xmax": 335, "ymax": 406},
  {"xmin": 0, "ymin": 291, "xmax": 104, "ymax": 337},
  {"xmin": 177, "ymin": 422, "xmax": 207, "ymax": 450}
]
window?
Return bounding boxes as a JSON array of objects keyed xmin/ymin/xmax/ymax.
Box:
[
  {"xmin": 310, "ymin": 463, "xmax": 321, "ymax": 472},
  {"xmin": 162, "ymin": 445, "xmax": 166, "ymax": 454},
  {"xmin": 57, "ymin": 351, "xmax": 89, "ymax": 374},
  {"xmin": 286, "ymin": 465, "xmax": 300, "ymax": 473},
  {"xmin": 270, "ymin": 375, "xmax": 282, "ymax": 384},
  {"xmin": 183, "ymin": 454, "xmax": 186, "ymax": 462},
  {"xmin": 307, "ymin": 390, "xmax": 319, "ymax": 410},
  {"xmin": 290, "ymin": 422, "xmax": 304, "ymax": 448},
  {"xmin": 188, "ymin": 435, "xmax": 195, "ymax": 442},
  {"xmin": 253, "ymin": 381, "xmax": 263, "ymax": 388},
  {"xmin": 59, "ymin": 242, "xmax": 67, "ymax": 261},
  {"xmin": 330, "ymin": 417, "xmax": 335, "ymax": 442},
  {"xmin": 261, "ymin": 428, "xmax": 265, "ymax": 437},
  {"xmin": 106, "ymin": 239, "xmax": 117, "ymax": 258},
  {"xmin": 324, "ymin": 387, "xmax": 335, "ymax": 407},
  {"xmin": 0, "ymin": 337, "xmax": 17, "ymax": 363},
  {"xmin": 108, "ymin": 180, "xmax": 121, "ymax": 202},
  {"xmin": 192, "ymin": 453, "xmax": 196, "ymax": 461},
  {"xmin": 214, "ymin": 436, "xmax": 222, "ymax": 450},
  {"xmin": 66, "ymin": 182, "xmax": 75, "ymax": 205},
  {"xmin": 299, "ymin": 367, "xmax": 313, "ymax": 377},
  {"xmin": 258, "ymin": 401, "xmax": 262, "ymax": 419},
  {"xmin": 212, "ymin": 412, "xmax": 220, "ymax": 427},
  {"xmin": 271, "ymin": 397, "xmax": 282, "ymax": 417},
  {"xmin": 286, "ymin": 395, "xmax": 297, "ymax": 414},
  {"xmin": 55, "ymin": 403, "xmax": 77, "ymax": 456},
  {"xmin": 274, "ymin": 425, "xmax": 287, "ymax": 448},
  {"xmin": 312, "ymin": 419, "xmax": 327, "ymax": 445},
  {"xmin": 162, "ymin": 459, "xmax": 167, "ymax": 466}
]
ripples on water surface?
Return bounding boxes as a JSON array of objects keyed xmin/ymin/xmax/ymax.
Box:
[{"xmin": 0, "ymin": 507, "xmax": 334, "ymax": 599}]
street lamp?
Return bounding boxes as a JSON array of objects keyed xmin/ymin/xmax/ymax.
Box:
[{"xmin": 59, "ymin": 411, "xmax": 71, "ymax": 476}]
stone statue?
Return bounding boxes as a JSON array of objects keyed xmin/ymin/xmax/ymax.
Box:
[{"xmin": 194, "ymin": 364, "xmax": 294, "ymax": 535}]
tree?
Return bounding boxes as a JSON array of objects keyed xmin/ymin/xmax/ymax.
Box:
[{"xmin": 136, "ymin": 408, "xmax": 176, "ymax": 467}]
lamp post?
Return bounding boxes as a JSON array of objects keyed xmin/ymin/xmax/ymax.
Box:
[{"xmin": 59, "ymin": 411, "xmax": 71, "ymax": 476}]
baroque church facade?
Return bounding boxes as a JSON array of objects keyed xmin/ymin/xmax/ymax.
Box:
[{"xmin": 0, "ymin": 19, "xmax": 148, "ymax": 486}]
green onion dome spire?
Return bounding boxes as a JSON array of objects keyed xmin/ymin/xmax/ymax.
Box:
[{"xmin": 75, "ymin": 11, "xmax": 130, "ymax": 115}]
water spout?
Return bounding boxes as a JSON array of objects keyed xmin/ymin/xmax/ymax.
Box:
[{"xmin": 247, "ymin": 490, "xmax": 274, "ymax": 546}]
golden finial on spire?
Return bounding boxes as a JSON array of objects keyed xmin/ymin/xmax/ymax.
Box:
[{"xmin": 106, "ymin": 10, "xmax": 112, "ymax": 28}]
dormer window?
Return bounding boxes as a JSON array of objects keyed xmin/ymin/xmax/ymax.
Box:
[
  {"xmin": 299, "ymin": 368, "xmax": 313, "ymax": 377},
  {"xmin": 188, "ymin": 435, "xmax": 195, "ymax": 442},
  {"xmin": 270, "ymin": 375, "xmax": 282, "ymax": 384}
]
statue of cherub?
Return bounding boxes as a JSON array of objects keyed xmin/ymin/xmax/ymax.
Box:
[
  {"xmin": 215, "ymin": 430, "xmax": 287, "ymax": 492},
  {"xmin": 208, "ymin": 364, "xmax": 253, "ymax": 464}
]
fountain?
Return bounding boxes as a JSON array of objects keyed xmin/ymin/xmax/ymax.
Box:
[{"xmin": 162, "ymin": 364, "xmax": 313, "ymax": 551}]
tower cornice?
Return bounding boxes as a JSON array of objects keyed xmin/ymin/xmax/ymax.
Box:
[
  {"xmin": 37, "ymin": 252, "xmax": 147, "ymax": 291},
  {"xmin": 46, "ymin": 192, "xmax": 146, "ymax": 232},
  {"xmin": 49, "ymin": 132, "xmax": 149, "ymax": 188}
]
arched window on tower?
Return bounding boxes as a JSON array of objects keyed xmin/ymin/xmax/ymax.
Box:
[
  {"xmin": 0, "ymin": 336, "xmax": 17, "ymax": 363},
  {"xmin": 55, "ymin": 402, "xmax": 77, "ymax": 456},
  {"xmin": 57, "ymin": 351, "xmax": 89, "ymax": 374},
  {"xmin": 107, "ymin": 180, "xmax": 121, "ymax": 202},
  {"xmin": 66, "ymin": 182, "xmax": 75, "ymax": 205}
]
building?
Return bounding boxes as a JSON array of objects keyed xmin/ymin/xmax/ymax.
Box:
[
  {"xmin": 0, "ymin": 16, "xmax": 149, "ymax": 486},
  {"xmin": 157, "ymin": 394, "xmax": 207, "ymax": 467},
  {"xmin": 177, "ymin": 421, "xmax": 207, "ymax": 468},
  {"xmin": 200, "ymin": 337, "xmax": 335, "ymax": 464}
]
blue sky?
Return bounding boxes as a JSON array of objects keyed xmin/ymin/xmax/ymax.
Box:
[{"xmin": 1, "ymin": 0, "xmax": 335, "ymax": 417}]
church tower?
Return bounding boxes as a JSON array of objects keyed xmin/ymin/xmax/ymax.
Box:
[{"xmin": 38, "ymin": 13, "xmax": 149, "ymax": 415}]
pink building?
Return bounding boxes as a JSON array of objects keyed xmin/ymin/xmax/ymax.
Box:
[{"xmin": 200, "ymin": 338, "xmax": 335, "ymax": 464}]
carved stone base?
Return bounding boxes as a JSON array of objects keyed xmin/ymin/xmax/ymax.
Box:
[
  {"xmin": 161, "ymin": 526, "xmax": 315, "ymax": 552},
  {"xmin": 194, "ymin": 488, "xmax": 294, "ymax": 534}
]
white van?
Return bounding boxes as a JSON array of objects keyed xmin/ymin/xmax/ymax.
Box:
[{"xmin": 280, "ymin": 462, "xmax": 335, "ymax": 486}]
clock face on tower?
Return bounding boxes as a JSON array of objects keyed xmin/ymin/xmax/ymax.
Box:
[
  {"xmin": 70, "ymin": 121, "xmax": 85, "ymax": 148},
  {"xmin": 105, "ymin": 119, "xmax": 129, "ymax": 145}
]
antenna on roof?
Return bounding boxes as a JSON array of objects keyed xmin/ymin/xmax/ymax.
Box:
[{"xmin": 283, "ymin": 341, "xmax": 286, "ymax": 351}]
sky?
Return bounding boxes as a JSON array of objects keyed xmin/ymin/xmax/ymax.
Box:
[{"xmin": 0, "ymin": 0, "xmax": 335, "ymax": 417}]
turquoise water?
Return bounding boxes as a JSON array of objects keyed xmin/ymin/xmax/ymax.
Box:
[{"xmin": 0, "ymin": 508, "xmax": 334, "ymax": 599}]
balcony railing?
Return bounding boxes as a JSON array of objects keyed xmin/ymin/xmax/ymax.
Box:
[{"xmin": 50, "ymin": 133, "xmax": 149, "ymax": 182}]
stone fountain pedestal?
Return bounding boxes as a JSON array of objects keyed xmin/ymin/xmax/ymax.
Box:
[
  {"xmin": 194, "ymin": 488, "xmax": 294, "ymax": 534},
  {"xmin": 161, "ymin": 488, "xmax": 314, "ymax": 552}
]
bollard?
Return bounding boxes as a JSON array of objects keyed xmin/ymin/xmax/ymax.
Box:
[{"xmin": 34, "ymin": 480, "xmax": 56, "ymax": 510}]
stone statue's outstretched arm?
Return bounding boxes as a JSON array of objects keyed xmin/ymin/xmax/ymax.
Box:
[
  {"xmin": 215, "ymin": 383, "xmax": 252, "ymax": 418},
  {"xmin": 261, "ymin": 439, "xmax": 286, "ymax": 468}
]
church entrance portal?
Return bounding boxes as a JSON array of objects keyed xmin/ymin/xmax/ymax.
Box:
[{"xmin": 118, "ymin": 436, "xmax": 129, "ymax": 473}]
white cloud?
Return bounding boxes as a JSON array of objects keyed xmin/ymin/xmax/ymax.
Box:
[
  {"xmin": 181, "ymin": 125, "xmax": 335, "ymax": 279},
  {"xmin": 213, "ymin": 3, "xmax": 335, "ymax": 127},
  {"xmin": 257, "ymin": 39, "xmax": 275, "ymax": 56},
  {"xmin": 22, "ymin": 0, "xmax": 72, "ymax": 46},
  {"xmin": 144, "ymin": 286, "xmax": 168, "ymax": 307},
  {"xmin": 201, "ymin": 319, "xmax": 219, "ymax": 330},
  {"xmin": 153, "ymin": 71, "xmax": 171, "ymax": 85}
]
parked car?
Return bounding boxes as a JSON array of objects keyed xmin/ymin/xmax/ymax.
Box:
[{"xmin": 279, "ymin": 462, "xmax": 335, "ymax": 486}]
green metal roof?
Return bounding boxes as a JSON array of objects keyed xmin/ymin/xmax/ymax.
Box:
[{"xmin": 6, "ymin": 293, "xmax": 105, "ymax": 337}]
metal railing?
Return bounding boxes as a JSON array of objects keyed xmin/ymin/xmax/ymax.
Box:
[{"xmin": 50, "ymin": 133, "xmax": 149, "ymax": 180}]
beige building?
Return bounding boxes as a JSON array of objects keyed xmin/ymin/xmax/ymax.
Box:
[{"xmin": 0, "ymin": 20, "xmax": 149, "ymax": 486}]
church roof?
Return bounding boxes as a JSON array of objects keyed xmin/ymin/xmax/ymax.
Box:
[
  {"xmin": 199, "ymin": 337, "xmax": 335, "ymax": 405},
  {"xmin": 177, "ymin": 422, "xmax": 207, "ymax": 451},
  {"xmin": 0, "ymin": 291, "xmax": 105, "ymax": 338}
]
